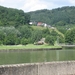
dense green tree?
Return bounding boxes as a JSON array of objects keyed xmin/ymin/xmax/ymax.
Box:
[
  {"xmin": 0, "ymin": 31, "xmax": 5, "ymax": 44},
  {"xmin": 42, "ymin": 28, "xmax": 50, "ymax": 37},
  {"xmin": 4, "ymin": 34, "xmax": 17, "ymax": 45},
  {"xmin": 18, "ymin": 25, "xmax": 32, "ymax": 39},
  {"xmin": 58, "ymin": 36, "xmax": 65, "ymax": 43},
  {"xmin": 15, "ymin": 38, "xmax": 20, "ymax": 45},
  {"xmin": 45, "ymin": 35, "xmax": 55, "ymax": 45},
  {"xmin": 0, "ymin": 26, "xmax": 21, "ymax": 45},
  {"xmin": 0, "ymin": 6, "xmax": 30, "ymax": 27},
  {"xmin": 31, "ymin": 29, "xmax": 42, "ymax": 43},
  {"xmin": 21, "ymin": 38, "xmax": 29, "ymax": 45},
  {"xmin": 65, "ymin": 28, "xmax": 75, "ymax": 44},
  {"xmin": 0, "ymin": 31, "xmax": 5, "ymax": 42}
]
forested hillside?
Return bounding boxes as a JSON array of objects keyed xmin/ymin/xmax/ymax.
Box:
[
  {"xmin": 0, "ymin": 6, "xmax": 30, "ymax": 27},
  {"xmin": 29, "ymin": 6, "xmax": 75, "ymax": 27},
  {"xmin": 0, "ymin": 6, "xmax": 64, "ymax": 45},
  {"xmin": 0, "ymin": 5, "xmax": 75, "ymax": 45},
  {"xmin": 1, "ymin": 6, "xmax": 75, "ymax": 28}
]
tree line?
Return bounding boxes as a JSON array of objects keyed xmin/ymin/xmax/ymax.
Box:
[
  {"xmin": 0, "ymin": 25, "xmax": 64, "ymax": 45},
  {"xmin": 0, "ymin": 6, "xmax": 30, "ymax": 27}
]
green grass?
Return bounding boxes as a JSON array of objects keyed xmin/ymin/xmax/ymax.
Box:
[
  {"xmin": 54, "ymin": 28, "xmax": 64, "ymax": 38},
  {"xmin": 0, "ymin": 44, "xmax": 61, "ymax": 50},
  {"xmin": 31, "ymin": 26, "xmax": 64, "ymax": 38}
]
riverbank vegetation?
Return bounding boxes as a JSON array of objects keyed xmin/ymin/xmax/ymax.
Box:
[{"xmin": 0, "ymin": 25, "xmax": 65, "ymax": 46}]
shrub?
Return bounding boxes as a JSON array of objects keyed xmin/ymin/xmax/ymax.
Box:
[
  {"xmin": 45, "ymin": 35, "xmax": 55, "ymax": 45},
  {"xmin": 21, "ymin": 38, "xmax": 29, "ymax": 45}
]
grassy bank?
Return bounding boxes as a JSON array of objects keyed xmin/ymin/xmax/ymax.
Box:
[{"xmin": 0, "ymin": 44, "xmax": 62, "ymax": 50}]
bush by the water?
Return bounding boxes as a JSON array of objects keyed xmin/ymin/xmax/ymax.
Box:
[{"xmin": 45, "ymin": 35, "xmax": 55, "ymax": 45}]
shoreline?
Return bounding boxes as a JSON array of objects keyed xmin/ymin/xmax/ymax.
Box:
[{"xmin": 0, "ymin": 47, "xmax": 62, "ymax": 52}]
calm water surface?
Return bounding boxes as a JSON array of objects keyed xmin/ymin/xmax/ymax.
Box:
[{"xmin": 0, "ymin": 48, "xmax": 75, "ymax": 65}]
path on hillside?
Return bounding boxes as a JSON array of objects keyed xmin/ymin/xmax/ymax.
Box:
[{"xmin": 54, "ymin": 28, "xmax": 64, "ymax": 38}]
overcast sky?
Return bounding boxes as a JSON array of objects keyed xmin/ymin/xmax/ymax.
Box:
[{"xmin": 0, "ymin": 0, "xmax": 75, "ymax": 12}]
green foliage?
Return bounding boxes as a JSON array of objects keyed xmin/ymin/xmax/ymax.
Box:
[
  {"xmin": 29, "ymin": 6, "xmax": 75, "ymax": 27},
  {"xmin": 45, "ymin": 35, "xmax": 55, "ymax": 45},
  {"xmin": 4, "ymin": 34, "xmax": 17, "ymax": 45},
  {"xmin": 31, "ymin": 29, "xmax": 42, "ymax": 43},
  {"xmin": 0, "ymin": 31, "xmax": 5, "ymax": 42},
  {"xmin": 15, "ymin": 38, "xmax": 20, "ymax": 45},
  {"xmin": 0, "ymin": 5, "xmax": 74, "ymax": 46},
  {"xmin": 0, "ymin": 24, "xmax": 64, "ymax": 45},
  {"xmin": 18, "ymin": 25, "xmax": 32, "ymax": 39},
  {"xmin": 0, "ymin": 6, "xmax": 30, "ymax": 27},
  {"xmin": 65, "ymin": 28, "xmax": 75, "ymax": 44},
  {"xmin": 21, "ymin": 38, "xmax": 29, "ymax": 45},
  {"xmin": 59, "ymin": 36, "xmax": 65, "ymax": 43},
  {"xmin": 0, "ymin": 26, "xmax": 21, "ymax": 45},
  {"xmin": 42, "ymin": 28, "xmax": 50, "ymax": 37},
  {"xmin": 50, "ymin": 30, "xmax": 58, "ymax": 40}
]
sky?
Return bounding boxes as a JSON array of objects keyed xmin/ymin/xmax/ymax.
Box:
[{"xmin": 0, "ymin": 0, "xmax": 75, "ymax": 12}]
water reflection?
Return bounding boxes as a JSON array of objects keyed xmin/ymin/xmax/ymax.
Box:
[{"xmin": 0, "ymin": 48, "xmax": 75, "ymax": 65}]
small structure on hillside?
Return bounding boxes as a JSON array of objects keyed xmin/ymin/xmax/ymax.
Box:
[
  {"xmin": 29, "ymin": 21, "xmax": 52, "ymax": 28},
  {"xmin": 37, "ymin": 22, "xmax": 47, "ymax": 27},
  {"xmin": 34, "ymin": 38, "xmax": 45, "ymax": 45},
  {"xmin": 29, "ymin": 21, "xmax": 37, "ymax": 25}
]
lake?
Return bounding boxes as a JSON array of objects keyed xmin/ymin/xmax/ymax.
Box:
[{"xmin": 0, "ymin": 48, "xmax": 75, "ymax": 65}]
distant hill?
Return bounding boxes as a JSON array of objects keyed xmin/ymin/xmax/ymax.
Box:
[
  {"xmin": 0, "ymin": 5, "xmax": 75, "ymax": 29},
  {"xmin": 28, "ymin": 6, "xmax": 75, "ymax": 27},
  {"xmin": 0, "ymin": 6, "xmax": 30, "ymax": 27}
]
